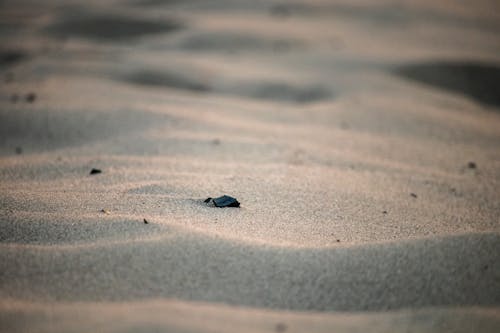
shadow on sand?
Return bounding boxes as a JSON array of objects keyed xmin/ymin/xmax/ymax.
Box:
[
  {"xmin": 395, "ymin": 61, "xmax": 500, "ymax": 108},
  {"xmin": 46, "ymin": 12, "xmax": 182, "ymax": 41}
]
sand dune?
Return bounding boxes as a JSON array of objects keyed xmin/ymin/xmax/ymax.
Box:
[{"xmin": 1, "ymin": 0, "xmax": 500, "ymax": 331}]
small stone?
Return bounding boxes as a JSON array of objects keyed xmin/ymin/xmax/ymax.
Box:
[
  {"xmin": 382, "ymin": 210, "xmax": 388, "ymax": 214},
  {"xmin": 100, "ymin": 209, "xmax": 110, "ymax": 214},
  {"xmin": 213, "ymin": 195, "xmax": 240, "ymax": 208},
  {"xmin": 90, "ymin": 168, "xmax": 102, "ymax": 175},
  {"xmin": 467, "ymin": 161, "xmax": 477, "ymax": 169},
  {"xmin": 143, "ymin": 218, "xmax": 149, "ymax": 224},
  {"xmin": 410, "ymin": 193, "xmax": 417, "ymax": 198},
  {"xmin": 336, "ymin": 239, "xmax": 340, "ymax": 243}
]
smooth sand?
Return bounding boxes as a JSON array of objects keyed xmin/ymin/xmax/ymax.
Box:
[{"xmin": 1, "ymin": 0, "xmax": 500, "ymax": 332}]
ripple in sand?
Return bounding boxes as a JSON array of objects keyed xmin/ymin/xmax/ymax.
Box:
[
  {"xmin": 46, "ymin": 12, "xmax": 182, "ymax": 41},
  {"xmin": 124, "ymin": 70, "xmax": 210, "ymax": 92},
  {"xmin": 0, "ymin": 216, "xmax": 168, "ymax": 245},
  {"xmin": 1, "ymin": 232, "xmax": 498, "ymax": 311},
  {"xmin": 246, "ymin": 81, "xmax": 332, "ymax": 103},
  {"xmin": 0, "ymin": 107, "xmax": 172, "ymax": 154},
  {"xmin": 178, "ymin": 32, "xmax": 302, "ymax": 53}
]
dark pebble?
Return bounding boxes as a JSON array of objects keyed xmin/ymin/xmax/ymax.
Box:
[
  {"xmin": 336, "ymin": 239, "xmax": 340, "ymax": 242},
  {"xmin": 410, "ymin": 193, "xmax": 417, "ymax": 198},
  {"xmin": 467, "ymin": 161, "xmax": 477, "ymax": 169},
  {"xmin": 213, "ymin": 195, "xmax": 240, "ymax": 208},
  {"xmin": 382, "ymin": 210, "xmax": 388, "ymax": 214},
  {"xmin": 143, "ymin": 218, "xmax": 149, "ymax": 224},
  {"xmin": 90, "ymin": 168, "xmax": 102, "ymax": 175}
]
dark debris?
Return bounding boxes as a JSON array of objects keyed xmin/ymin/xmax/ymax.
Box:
[
  {"xmin": 25, "ymin": 92, "xmax": 36, "ymax": 103},
  {"xmin": 467, "ymin": 161, "xmax": 477, "ymax": 169},
  {"xmin": 90, "ymin": 168, "xmax": 102, "ymax": 175},
  {"xmin": 205, "ymin": 195, "xmax": 240, "ymax": 208},
  {"xmin": 214, "ymin": 195, "xmax": 240, "ymax": 208}
]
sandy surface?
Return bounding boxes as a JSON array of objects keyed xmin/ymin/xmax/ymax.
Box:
[{"xmin": 1, "ymin": 0, "xmax": 500, "ymax": 332}]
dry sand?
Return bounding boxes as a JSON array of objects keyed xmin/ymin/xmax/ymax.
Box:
[{"xmin": 1, "ymin": 0, "xmax": 500, "ymax": 332}]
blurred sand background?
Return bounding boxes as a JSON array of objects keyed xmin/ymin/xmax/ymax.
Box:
[{"xmin": 1, "ymin": 0, "xmax": 500, "ymax": 332}]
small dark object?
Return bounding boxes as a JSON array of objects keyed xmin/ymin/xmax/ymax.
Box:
[
  {"xmin": 275, "ymin": 322, "xmax": 287, "ymax": 332},
  {"xmin": 143, "ymin": 218, "xmax": 149, "ymax": 224},
  {"xmin": 467, "ymin": 161, "xmax": 477, "ymax": 169},
  {"xmin": 382, "ymin": 210, "xmax": 388, "ymax": 214},
  {"xmin": 410, "ymin": 193, "xmax": 417, "ymax": 198},
  {"xmin": 15, "ymin": 147, "xmax": 22, "ymax": 154},
  {"xmin": 100, "ymin": 209, "xmax": 110, "ymax": 214},
  {"xmin": 213, "ymin": 195, "xmax": 240, "ymax": 208},
  {"xmin": 204, "ymin": 197, "xmax": 212, "ymax": 203},
  {"xmin": 25, "ymin": 92, "xmax": 36, "ymax": 103},
  {"xmin": 90, "ymin": 168, "xmax": 102, "ymax": 175},
  {"xmin": 336, "ymin": 239, "xmax": 340, "ymax": 243}
]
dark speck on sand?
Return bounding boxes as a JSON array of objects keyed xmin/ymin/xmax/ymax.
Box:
[
  {"xmin": 90, "ymin": 168, "xmax": 102, "ymax": 175},
  {"xmin": 468, "ymin": 161, "xmax": 477, "ymax": 169},
  {"xmin": 25, "ymin": 93, "xmax": 36, "ymax": 103}
]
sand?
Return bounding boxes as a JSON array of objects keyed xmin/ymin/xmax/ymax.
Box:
[{"xmin": 1, "ymin": 0, "xmax": 500, "ymax": 332}]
